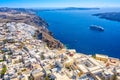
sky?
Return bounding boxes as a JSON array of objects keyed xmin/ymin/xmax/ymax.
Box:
[{"xmin": 0, "ymin": 0, "xmax": 120, "ymax": 8}]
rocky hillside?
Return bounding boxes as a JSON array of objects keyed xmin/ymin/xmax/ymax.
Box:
[{"xmin": 0, "ymin": 7, "xmax": 64, "ymax": 49}]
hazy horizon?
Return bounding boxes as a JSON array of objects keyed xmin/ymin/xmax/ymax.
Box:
[
  {"xmin": 0, "ymin": 6, "xmax": 120, "ymax": 9},
  {"xmin": 0, "ymin": 0, "xmax": 120, "ymax": 8}
]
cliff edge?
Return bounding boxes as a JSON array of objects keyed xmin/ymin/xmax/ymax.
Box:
[{"xmin": 0, "ymin": 7, "xmax": 64, "ymax": 49}]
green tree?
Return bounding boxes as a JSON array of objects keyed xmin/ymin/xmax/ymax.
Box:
[
  {"xmin": 1, "ymin": 65, "xmax": 7, "ymax": 78},
  {"xmin": 45, "ymin": 76, "xmax": 49, "ymax": 80},
  {"xmin": 40, "ymin": 54, "xmax": 45, "ymax": 60},
  {"xmin": 0, "ymin": 60, "xmax": 4, "ymax": 62},
  {"xmin": 113, "ymin": 74, "xmax": 117, "ymax": 80},
  {"xmin": 92, "ymin": 55, "xmax": 96, "ymax": 59},
  {"xmin": 29, "ymin": 76, "xmax": 34, "ymax": 80}
]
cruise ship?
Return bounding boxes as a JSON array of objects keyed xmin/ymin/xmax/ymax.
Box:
[{"xmin": 90, "ymin": 25, "xmax": 104, "ymax": 31}]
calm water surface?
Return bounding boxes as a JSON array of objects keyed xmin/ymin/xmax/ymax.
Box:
[{"xmin": 37, "ymin": 8, "xmax": 120, "ymax": 58}]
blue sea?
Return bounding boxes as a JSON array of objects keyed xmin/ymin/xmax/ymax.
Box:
[{"xmin": 37, "ymin": 8, "xmax": 120, "ymax": 58}]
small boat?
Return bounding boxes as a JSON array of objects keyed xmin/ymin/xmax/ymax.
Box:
[{"xmin": 90, "ymin": 25, "xmax": 104, "ymax": 31}]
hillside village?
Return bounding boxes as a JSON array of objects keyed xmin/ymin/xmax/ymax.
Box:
[{"xmin": 0, "ymin": 22, "xmax": 120, "ymax": 80}]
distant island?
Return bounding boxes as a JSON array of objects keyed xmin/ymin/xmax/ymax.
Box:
[
  {"xmin": 36, "ymin": 7, "xmax": 100, "ymax": 11},
  {"xmin": 60, "ymin": 7, "xmax": 100, "ymax": 10},
  {"xmin": 93, "ymin": 12, "xmax": 120, "ymax": 22}
]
